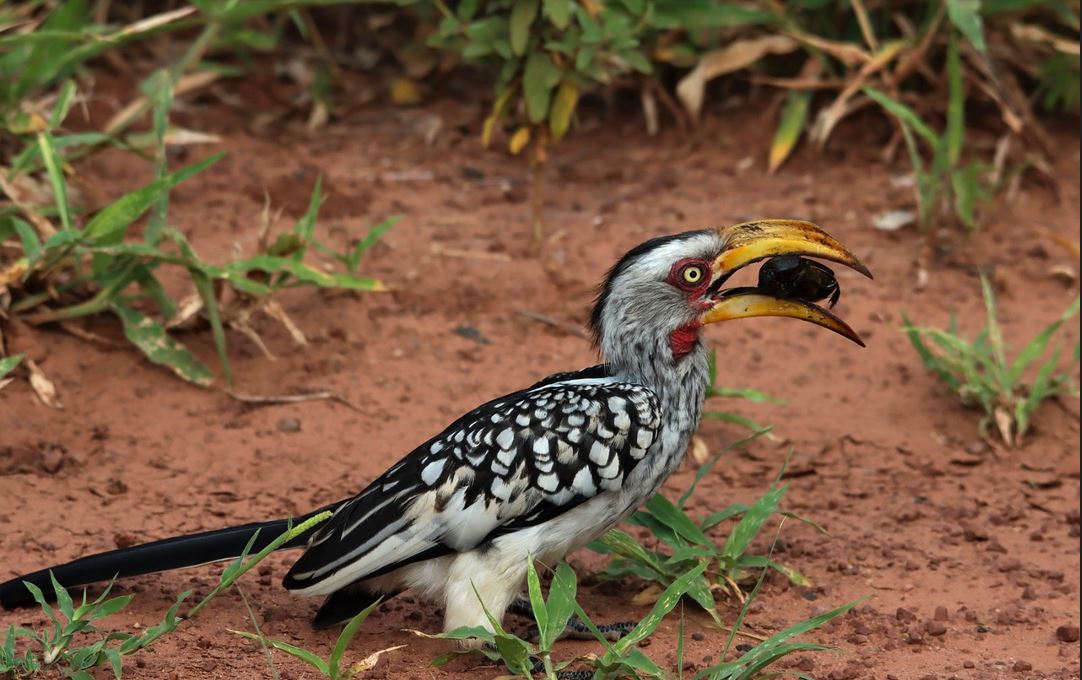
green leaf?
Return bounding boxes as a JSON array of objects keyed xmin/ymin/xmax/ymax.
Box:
[
  {"xmin": 291, "ymin": 177, "xmax": 323, "ymax": 253},
  {"xmin": 610, "ymin": 561, "xmax": 708, "ymax": 656},
  {"xmin": 863, "ymin": 87, "xmax": 939, "ymax": 148},
  {"xmin": 525, "ymin": 558, "xmax": 549, "ymax": 647},
  {"xmin": 1010, "ymin": 296, "xmax": 1079, "ymax": 382},
  {"xmin": 721, "ymin": 485, "xmax": 786, "ymax": 562},
  {"xmin": 37, "ymin": 131, "xmax": 72, "ymax": 232},
  {"xmin": 543, "ymin": 0, "xmax": 572, "ymax": 29},
  {"xmin": 0, "ymin": 354, "xmax": 24, "ymax": 380},
  {"xmin": 190, "ymin": 268, "xmax": 231, "ymax": 385},
  {"xmin": 644, "ymin": 494, "xmax": 712, "ymax": 546},
  {"xmin": 49, "ymin": 80, "xmax": 78, "ymax": 130},
  {"xmin": 328, "ymin": 598, "xmax": 382, "ymax": 678},
  {"xmin": 510, "ymin": 0, "xmax": 539, "ymax": 56},
  {"xmin": 707, "ymin": 384, "xmax": 781, "ymax": 404},
  {"xmin": 947, "ymin": 0, "xmax": 987, "ymax": 52},
  {"xmin": 12, "ymin": 219, "xmax": 41, "ymax": 263},
  {"xmin": 549, "ymin": 79, "xmax": 578, "ymax": 141},
  {"xmin": 111, "ymin": 303, "xmax": 215, "ymax": 386},
  {"xmin": 595, "ymin": 529, "xmax": 667, "ymax": 575},
  {"xmin": 83, "ymin": 153, "xmax": 223, "ymax": 244},
  {"xmin": 945, "ymin": 32, "xmax": 964, "ymax": 167},
  {"xmin": 523, "ymin": 52, "xmax": 561, "ymax": 124},
  {"xmin": 232, "ymin": 631, "xmax": 329, "ymax": 674},
  {"xmin": 543, "ymin": 562, "xmax": 577, "ymax": 650}
]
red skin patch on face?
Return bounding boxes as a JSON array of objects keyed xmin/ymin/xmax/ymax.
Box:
[
  {"xmin": 669, "ymin": 320, "xmax": 703, "ymax": 360},
  {"xmin": 666, "ymin": 258, "xmax": 713, "ymax": 359}
]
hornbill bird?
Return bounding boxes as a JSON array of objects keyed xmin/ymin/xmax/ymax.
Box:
[{"xmin": 0, "ymin": 220, "xmax": 870, "ymax": 638}]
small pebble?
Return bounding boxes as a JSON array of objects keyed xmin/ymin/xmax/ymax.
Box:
[
  {"xmin": 934, "ymin": 606, "xmax": 949, "ymax": 621},
  {"xmin": 963, "ymin": 660, "xmax": 975, "ymax": 669},
  {"xmin": 1012, "ymin": 660, "xmax": 1032, "ymax": 672},
  {"xmin": 691, "ymin": 632, "xmax": 704, "ymax": 641},
  {"xmin": 277, "ymin": 418, "xmax": 301, "ymax": 433},
  {"xmin": 1056, "ymin": 624, "xmax": 1080, "ymax": 642},
  {"xmin": 924, "ymin": 620, "xmax": 947, "ymax": 636}
]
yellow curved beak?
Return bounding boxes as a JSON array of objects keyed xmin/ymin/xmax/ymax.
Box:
[{"xmin": 700, "ymin": 219, "xmax": 872, "ymax": 346}]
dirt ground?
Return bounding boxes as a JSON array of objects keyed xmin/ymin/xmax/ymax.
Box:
[{"xmin": 1, "ymin": 76, "xmax": 1079, "ymax": 680}]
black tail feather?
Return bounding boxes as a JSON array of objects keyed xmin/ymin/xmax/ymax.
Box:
[
  {"xmin": 0, "ymin": 505, "xmax": 339, "ymax": 610},
  {"xmin": 312, "ymin": 587, "xmax": 398, "ymax": 629}
]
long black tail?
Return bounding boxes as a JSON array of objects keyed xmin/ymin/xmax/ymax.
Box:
[{"xmin": 0, "ymin": 504, "xmax": 340, "ymax": 610}]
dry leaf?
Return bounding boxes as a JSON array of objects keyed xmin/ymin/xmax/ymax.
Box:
[
  {"xmin": 390, "ymin": 78, "xmax": 422, "ymax": 106},
  {"xmin": 26, "ymin": 358, "xmax": 61, "ymax": 409},
  {"xmin": 631, "ymin": 583, "xmax": 665, "ymax": 606},
  {"xmin": 348, "ymin": 645, "xmax": 407, "ymax": 675},
  {"xmin": 994, "ymin": 406, "xmax": 1014, "ymax": 447},
  {"xmin": 677, "ymin": 36, "xmax": 799, "ymax": 121},
  {"xmin": 119, "ymin": 6, "xmax": 197, "ymax": 36},
  {"xmin": 263, "ymin": 299, "xmax": 307, "ymax": 346},
  {"xmin": 166, "ymin": 292, "xmax": 204, "ymax": 329},
  {"xmin": 871, "ymin": 209, "xmax": 916, "ymax": 231},
  {"xmin": 1010, "ymin": 23, "xmax": 1080, "ymax": 55},
  {"xmin": 688, "ymin": 435, "xmax": 711, "ymax": 466}
]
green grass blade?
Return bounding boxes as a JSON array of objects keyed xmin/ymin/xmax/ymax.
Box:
[
  {"xmin": 525, "ymin": 558, "xmax": 550, "ymax": 648},
  {"xmin": 37, "ymin": 131, "xmax": 73, "ymax": 231},
  {"xmin": 644, "ymin": 494, "xmax": 712, "ymax": 546},
  {"xmin": 611, "ymin": 561, "xmax": 708, "ymax": 656},
  {"xmin": 232, "ymin": 631, "xmax": 329, "ymax": 674},
  {"xmin": 83, "ymin": 153, "xmax": 223, "ymax": 244},
  {"xmin": 328, "ymin": 598, "xmax": 382, "ymax": 678},
  {"xmin": 707, "ymin": 385, "xmax": 782, "ymax": 403},
  {"xmin": 145, "ymin": 70, "xmax": 174, "ymax": 244},
  {"xmin": 769, "ymin": 90, "xmax": 811, "ymax": 173},
  {"xmin": 946, "ymin": 31, "xmax": 964, "ymax": 166},
  {"xmin": 1010, "ymin": 296, "xmax": 1080, "ymax": 382},
  {"xmin": 947, "ymin": 0, "xmax": 987, "ymax": 51},
  {"xmin": 679, "ymin": 453, "xmax": 721, "ymax": 508},
  {"xmin": 543, "ymin": 562, "xmax": 577, "ymax": 650},
  {"xmin": 0, "ymin": 354, "xmax": 24, "ymax": 380},
  {"xmin": 863, "ymin": 87, "xmax": 939, "ymax": 147},
  {"xmin": 189, "ymin": 268, "xmax": 231, "ymax": 386},
  {"xmin": 979, "ymin": 274, "xmax": 1010, "ymax": 386},
  {"xmin": 111, "ymin": 303, "xmax": 215, "ymax": 386},
  {"xmin": 721, "ymin": 485, "xmax": 786, "ymax": 562},
  {"xmin": 12, "ymin": 218, "xmax": 42, "ymax": 263}
]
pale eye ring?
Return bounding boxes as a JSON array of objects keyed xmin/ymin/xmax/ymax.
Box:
[{"xmin": 681, "ymin": 265, "xmax": 704, "ymax": 285}]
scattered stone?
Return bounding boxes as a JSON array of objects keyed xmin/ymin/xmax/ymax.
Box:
[
  {"xmin": 896, "ymin": 607, "xmax": 916, "ymax": 622},
  {"xmin": 934, "ymin": 606, "xmax": 949, "ymax": 621},
  {"xmin": 105, "ymin": 478, "xmax": 128, "ymax": 495},
  {"xmin": 691, "ymin": 632, "xmax": 705, "ymax": 641},
  {"xmin": 962, "ymin": 527, "xmax": 988, "ymax": 542},
  {"xmin": 924, "ymin": 620, "xmax": 947, "ymax": 636},
  {"xmin": 963, "ymin": 660, "xmax": 975, "ymax": 669},
  {"xmin": 40, "ymin": 448, "xmax": 64, "ymax": 474},
  {"xmin": 406, "ymin": 610, "xmax": 423, "ymax": 621},
  {"xmin": 454, "ymin": 325, "xmax": 490, "ymax": 345},
  {"xmin": 277, "ymin": 417, "xmax": 301, "ymax": 433},
  {"xmin": 1056, "ymin": 624, "xmax": 1079, "ymax": 642},
  {"xmin": 906, "ymin": 631, "xmax": 923, "ymax": 645},
  {"xmin": 1012, "ymin": 660, "xmax": 1032, "ymax": 672},
  {"xmin": 1021, "ymin": 586, "xmax": 1038, "ymax": 600}
]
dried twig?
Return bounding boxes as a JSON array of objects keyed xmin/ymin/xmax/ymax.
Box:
[{"xmin": 226, "ymin": 390, "xmax": 361, "ymax": 412}]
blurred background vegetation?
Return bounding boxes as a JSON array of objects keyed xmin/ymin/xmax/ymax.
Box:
[{"xmin": 0, "ymin": 0, "xmax": 1079, "ymax": 386}]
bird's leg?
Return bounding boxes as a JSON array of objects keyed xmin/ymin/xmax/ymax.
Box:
[{"xmin": 509, "ymin": 595, "xmax": 635, "ymax": 642}]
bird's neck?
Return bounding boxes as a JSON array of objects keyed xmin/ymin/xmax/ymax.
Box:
[{"xmin": 606, "ymin": 337, "xmax": 710, "ymax": 480}]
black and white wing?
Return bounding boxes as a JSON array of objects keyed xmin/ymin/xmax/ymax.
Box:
[{"xmin": 282, "ymin": 369, "xmax": 660, "ymax": 595}]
